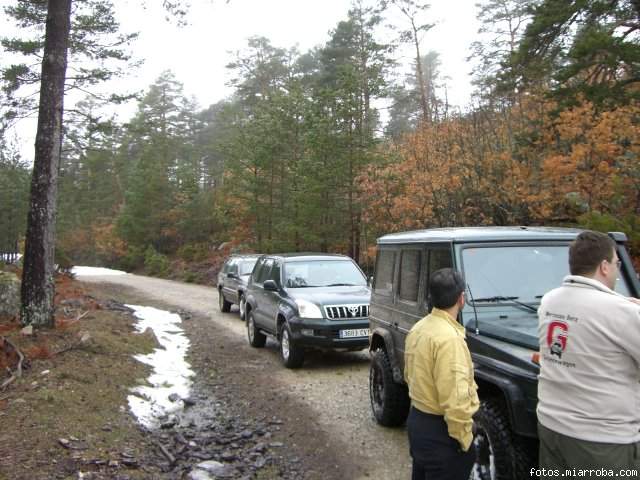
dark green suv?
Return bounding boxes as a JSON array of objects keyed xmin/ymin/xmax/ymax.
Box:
[{"xmin": 367, "ymin": 227, "xmax": 640, "ymax": 479}]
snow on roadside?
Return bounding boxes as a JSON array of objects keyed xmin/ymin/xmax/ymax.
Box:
[
  {"xmin": 71, "ymin": 266, "xmax": 127, "ymax": 276},
  {"xmin": 126, "ymin": 305, "xmax": 194, "ymax": 429}
]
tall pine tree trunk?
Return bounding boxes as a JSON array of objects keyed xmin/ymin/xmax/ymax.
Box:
[
  {"xmin": 412, "ymin": 22, "xmax": 430, "ymax": 124},
  {"xmin": 20, "ymin": 0, "xmax": 72, "ymax": 328}
]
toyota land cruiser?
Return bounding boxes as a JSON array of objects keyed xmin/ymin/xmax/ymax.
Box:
[{"xmin": 245, "ymin": 253, "xmax": 371, "ymax": 368}]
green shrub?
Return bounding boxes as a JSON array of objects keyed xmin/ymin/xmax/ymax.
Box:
[
  {"xmin": 144, "ymin": 246, "xmax": 170, "ymax": 277},
  {"xmin": 119, "ymin": 246, "xmax": 145, "ymax": 272},
  {"xmin": 177, "ymin": 243, "xmax": 210, "ymax": 262},
  {"xmin": 183, "ymin": 271, "xmax": 196, "ymax": 283}
]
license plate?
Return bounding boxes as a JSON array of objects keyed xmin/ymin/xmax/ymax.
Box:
[{"xmin": 339, "ymin": 328, "xmax": 370, "ymax": 339}]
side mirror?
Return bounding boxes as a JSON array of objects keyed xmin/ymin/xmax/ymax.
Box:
[
  {"xmin": 368, "ymin": 276, "xmax": 374, "ymax": 287},
  {"xmin": 263, "ymin": 279, "xmax": 279, "ymax": 291}
]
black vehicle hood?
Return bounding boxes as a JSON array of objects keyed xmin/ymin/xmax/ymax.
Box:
[
  {"xmin": 463, "ymin": 307, "xmax": 538, "ymax": 350},
  {"xmin": 286, "ymin": 286, "xmax": 371, "ymax": 305}
]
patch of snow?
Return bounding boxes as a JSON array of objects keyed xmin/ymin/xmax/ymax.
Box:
[
  {"xmin": 189, "ymin": 470, "xmax": 213, "ymax": 480},
  {"xmin": 126, "ymin": 305, "xmax": 194, "ymax": 429},
  {"xmin": 71, "ymin": 266, "xmax": 127, "ymax": 276},
  {"xmin": 189, "ymin": 461, "xmax": 234, "ymax": 479}
]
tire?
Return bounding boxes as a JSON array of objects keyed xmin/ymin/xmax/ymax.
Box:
[
  {"xmin": 247, "ymin": 311, "xmax": 266, "ymax": 348},
  {"xmin": 279, "ymin": 324, "xmax": 304, "ymax": 368},
  {"xmin": 369, "ymin": 349, "xmax": 410, "ymax": 427},
  {"xmin": 218, "ymin": 288, "xmax": 231, "ymax": 313},
  {"xmin": 238, "ymin": 294, "xmax": 246, "ymax": 321},
  {"xmin": 470, "ymin": 399, "xmax": 536, "ymax": 480}
]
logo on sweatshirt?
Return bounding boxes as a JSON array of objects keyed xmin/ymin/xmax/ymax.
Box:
[{"xmin": 547, "ymin": 321, "xmax": 569, "ymax": 358}]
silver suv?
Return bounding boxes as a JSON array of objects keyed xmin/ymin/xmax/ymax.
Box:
[{"xmin": 217, "ymin": 254, "xmax": 260, "ymax": 320}]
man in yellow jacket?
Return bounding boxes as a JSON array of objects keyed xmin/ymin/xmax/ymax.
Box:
[{"xmin": 404, "ymin": 268, "xmax": 479, "ymax": 480}]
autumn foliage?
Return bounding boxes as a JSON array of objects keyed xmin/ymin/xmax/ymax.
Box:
[{"xmin": 359, "ymin": 96, "xmax": 640, "ymax": 259}]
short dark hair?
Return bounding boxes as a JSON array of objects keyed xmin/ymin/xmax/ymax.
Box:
[
  {"xmin": 569, "ymin": 230, "xmax": 616, "ymax": 276},
  {"xmin": 429, "ymin": 268, "xmax": 465, "ymax": 309}
]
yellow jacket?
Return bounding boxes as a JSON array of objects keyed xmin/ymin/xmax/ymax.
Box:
[{"xmin": 404, "ymin": 308, "xmax": 479, "ymax": 451}]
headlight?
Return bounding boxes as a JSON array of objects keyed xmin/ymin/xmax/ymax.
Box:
[{"xmin": 295, "ymin": 299, "xmax": 323, "ymax": 319}]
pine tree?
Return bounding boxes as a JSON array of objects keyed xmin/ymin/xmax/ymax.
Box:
[
  {"xmin": 316, "ymin": 2, "xmax": 391, "ymax": 260},
  {"xmin": 117, "ymin": 71, "xmax": 208, "ymax": 255},
  {"xmin": 0, "ymin": 135, "xmax": 29, "ymax": 259},
  {"xmin": 1, "ymin": 0, "xmax": 137, "ymax": 125},
  {"xmin": 1, "ymin": 0, "xmax": 137, "ymax": 326},
  {"xmin": 383, "ymin": 0, "xmax": 435, "ymax": 123},
  {"xmin": 515, "ymin": 0, "xmax": 640, "ymax": 106},
  {"xmin": 470, "ymin": 0, "xmax": 531, "ymax": 105},
  {"xmin": 18, "ymin": 0, "xmax": 72, "ymax": 327}
]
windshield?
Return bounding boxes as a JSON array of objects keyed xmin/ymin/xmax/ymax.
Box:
[
  {"xmin": 284, "ymin": 260, "xmax": 366, "ymax": 288},
  {"xmin": 238, "ymin": 258, "xmax": 258, "ymax": 276},
  {"xmin": 460, "ymin": 244, "xmax": 631, "ymax": 348}
]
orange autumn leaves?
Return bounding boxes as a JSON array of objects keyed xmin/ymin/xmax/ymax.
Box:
[
  {"xmin": 538, "ymin": 102, "xmax": 640, "ymax": 220},
  {"xmin": 360, "ymin": 98, "xmax": 640, "ymax": 237}
]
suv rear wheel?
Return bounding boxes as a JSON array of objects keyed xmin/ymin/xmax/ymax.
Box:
[
  {"xmin": 470, "ymin": 399, "xmax": 535, "ymax": 480},
  {"xmin": 247, "ymin": 311, "xmax": 266, "ymax": 348},
  {"xmin": 218, "ymin": 289, "xmax": 231, "ymax": 313},
  {"xmin": 369, "ymin": 349, "xmax": 410, "ymax": 426},
  {"xmin": 280, "ymin": 324, "xmax": 305, "ymax": 368}
]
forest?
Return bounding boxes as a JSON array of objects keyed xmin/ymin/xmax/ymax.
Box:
[{"xmin": 2, "ymin": 0, "xmax": 640, "ymax": 281}]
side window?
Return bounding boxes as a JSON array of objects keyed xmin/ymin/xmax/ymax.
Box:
[
  {"xmin": 270, "ymin": 262, "xmax": 281, "ymax": 285},
  {"xmin": 222, "ymin": 259, "xmax": 232, "ymax": 273},
  {"xmin": 255, "ymin": 259, "xmax": 274, "ymax": 285},
  {"xmin": 399, "ymin": 249, "xmax": 421, "ymax": 303},
  {"xmin": 429, "ymin": 248, "xmax": 452, "ymax": 275},
  {"xmin": 229, "ymin": 260, "xmax": 238, "ymax": 275},
  {"xmin": 251, "ymin": 259, "xmax": 264, "ymax": 283},
  {"xmin": 426, "ymin": 247, "xmax": 453, "ymax": 306},
  {"xmin": 374, "ymin": 249, "xmax": 396, "ymax": 297}
]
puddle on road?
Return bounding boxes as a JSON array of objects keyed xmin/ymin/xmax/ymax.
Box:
[{"xmin": 126, "ymin": 305, "xmax": 195, "ymax": 429}]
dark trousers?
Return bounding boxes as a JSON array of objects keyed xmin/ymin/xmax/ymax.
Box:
[{"xmin": 407, "ymin": 407, "xmax": 475, "ymax": 480}]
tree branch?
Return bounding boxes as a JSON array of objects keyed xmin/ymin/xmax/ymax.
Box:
[{"xmin": 0, "ymin": 337, "xmax": 25, "ymax": 390}]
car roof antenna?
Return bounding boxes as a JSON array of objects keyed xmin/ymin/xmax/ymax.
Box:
[{"xmin": 466, "ymin": 283, "xmax": 480, "ymax": 335}]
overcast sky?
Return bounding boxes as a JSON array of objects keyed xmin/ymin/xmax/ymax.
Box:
[{"xmin": 1, "ymin": 0, "xmax": 480, "ymax": 163}]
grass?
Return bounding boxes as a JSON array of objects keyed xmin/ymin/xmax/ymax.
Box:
[{"xmin": 0, "ymin": 279, "xmax": 162, "ymax": 480}]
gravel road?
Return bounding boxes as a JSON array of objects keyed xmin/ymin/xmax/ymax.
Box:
[{"xmin": 79, "ymin": 273, "xmax": 412, "ymax": 479}]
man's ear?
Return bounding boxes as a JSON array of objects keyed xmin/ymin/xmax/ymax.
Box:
[{"xmin": 597, "ymin": 259, "xmax": 609, "ymax": 276}]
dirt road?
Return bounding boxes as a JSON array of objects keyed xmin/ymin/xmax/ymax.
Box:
[{"xmin": 79, "ymin": 273, "xmax": 412, "ymax": 479}]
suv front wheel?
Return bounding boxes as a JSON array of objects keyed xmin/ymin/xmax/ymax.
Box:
[
  {"xmin": 369, "ymin": 349, "xmax": 410, "ymax": 427},
  {"xmin": 239, "ymin": 294, "xmax": 247, "ymax": 321},
  {"xmin": 470, "ymin": 399, "xmax": 535, "ymax": 480},
  {"xmin": 280, "ymin": 324, "xmax": 305, "ymax": 368},
  {"xmin": 218, "ymin": 289, "xmax": 231, "ymax": 313},
  {"xmin": 247, "ymin": 311, "xmax": 266, "ymax": 348}
]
